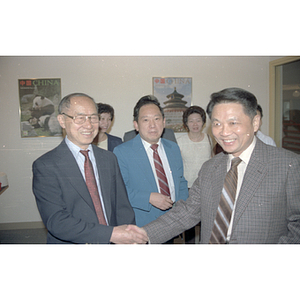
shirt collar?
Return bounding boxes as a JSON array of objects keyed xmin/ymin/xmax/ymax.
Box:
[
  {"xmin": 140, "ymin": 137, "xmax": 162, "ymax": 150},
  {"xmin": 228, "ymin": 135, "xmax": 257, "ymax": 165},
  {"xmin": 65, "ymin": 136, "xmax": 93, "ymax": 156}
]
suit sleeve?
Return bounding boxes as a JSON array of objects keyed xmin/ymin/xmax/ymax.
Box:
[
  {"xmin": 278, "ymin": 155, "xmax": 300, "ymax": 243},
  {"xmin": 143, "ymin": 173, "xmax": 202, "ymax": 243}
]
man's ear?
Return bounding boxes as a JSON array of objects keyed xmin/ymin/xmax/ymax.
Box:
[
  {"xmin": 57, "ymin": 114, "xmax": 66, "ymax": 129},
  {"xmin": 133, "ymin": 120, "xmax": 139, "ymax": 132},
  {"xmin": 253, "ymin": 114, "xmax": 260, "ymax": 133}
]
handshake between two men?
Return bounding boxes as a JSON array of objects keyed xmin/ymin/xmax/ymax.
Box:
[{"xmin": 110, "ymin": 225, "xmax": 149, "ymax": 244}]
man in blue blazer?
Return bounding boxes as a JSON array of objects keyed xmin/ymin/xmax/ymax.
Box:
[
  {"xmin": 32, "ymin": 92, "xmax": 148, "ymax": 244},
  {"xmin": 113, "ymin": 95, "xmax": 188, "ymax": 229}
]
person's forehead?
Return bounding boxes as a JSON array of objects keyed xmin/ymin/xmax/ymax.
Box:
[
  {"xmin": 212, "ymin": 102, "xmax": 244, "ymax": 113},
  {"xmin": 139, "ymin": 104, "xmax": 161, "ymax": 115},
  {"xmin": 69, "ymin": 96, "xmax": 96, "ymax": 110},
  {"xmin": 100, "ymin": 112, "xmax": 112, "ymax": 118},
  {"xmin": 70, "ymin": 95, "xmax": 92, "ymax": 104},
  {"xmin": 188, "ymin": 113, "xmax": 202, "ymax": 119}
]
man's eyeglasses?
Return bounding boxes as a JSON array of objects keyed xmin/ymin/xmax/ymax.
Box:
[{"xmin": 62, "ymin": 113, "xmax": 99, "ymax": 125}]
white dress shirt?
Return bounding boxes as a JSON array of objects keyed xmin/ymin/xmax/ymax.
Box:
[
  {"xmin": 65, "ymin": 137, "xmax": 109, "ymax": 224},
  {"xmin": 256, "ymin": 130, "xmax": 276, "ymax": 147},
  {"xmin": 226, "ymin": 136, "xmax": 257, "ymax": 241},
  {"xmin": 141, "ymin": 138, "xmax": 175, "ymax": 202}
]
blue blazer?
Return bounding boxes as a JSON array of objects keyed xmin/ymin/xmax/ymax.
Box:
[
  {"xmin": 106, "ymin": 133, "xmax": 123, "ymax": 152},
  {"xmin": 113, "ymin": 135, "xmax": 188, "ymax": 227}
]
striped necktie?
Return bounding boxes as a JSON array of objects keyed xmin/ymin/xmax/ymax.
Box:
[
  {"xmin": 209, "ymin": 157, "xmax": 242, "ymax": 244},
  {"xmin": 80, "ymin": 150, "xmax": 107, "ymax": 225},
  {"xmin": 150, "ymin": 144, "xmax": 170, "ymax": 196}
]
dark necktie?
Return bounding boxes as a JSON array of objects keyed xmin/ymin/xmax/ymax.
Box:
[
  {"xmin": 80, "ymin": 150, "xmax": 107, "ymax": 225},
  {"xmin": 210, "ymin": 157, "xmax": 242, "ymax": 244},
  {"xmin": 150, "ymin": 144, "xmax": 170, "ymax": 196}
]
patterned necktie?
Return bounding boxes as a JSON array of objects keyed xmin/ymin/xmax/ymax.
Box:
[
  {"xmin": 150, "ymin": 144, "xmax": 170, "ymax": 196},
  {"xmin": 80, "ymin": 150, "xmax": 107, "ymax": 225},
  {"xmin": 210, "ymin": 157, "xmax": 242, "ymax": 244}
]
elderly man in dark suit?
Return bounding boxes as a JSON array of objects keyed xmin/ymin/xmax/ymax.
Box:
[
  {"xmin": 32, "ymin": 92, "xmax": 148, "ymax": 244},
  {"xmin": 142, "ymin": 87, "xmax": 300, "ymax": 244}
]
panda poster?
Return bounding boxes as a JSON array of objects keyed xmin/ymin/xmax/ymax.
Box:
[{"xmin": 18, "ymin": 78, "xmax": 62, "ymax": 137}]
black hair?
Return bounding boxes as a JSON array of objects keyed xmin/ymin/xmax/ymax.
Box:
[
  {"xmin": 133, "ymin": 95, "xmax": 164, "ymax": 122},
  {"xmin": 182, "ymin": 105, "xmax": 206, "ymax": 130},
  {"xmin": 206, "ymin": 87, "xmax": 258, "ymax": 119},
  {"xmin": 97, "ymin": 103, "xmax": 115, "ymax": 121},
  {"xmin": 256, "ymin": 104, "xmax": 263, "ymax": 118}
]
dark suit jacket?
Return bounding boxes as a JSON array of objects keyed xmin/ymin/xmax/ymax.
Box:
[
  {"xmin": 123, "ymin": 128, "xmax": 177, "ymax": 144},
  {"xmin": 144, "ymin": 138, "xmax": 300, "ymax": 244},
  {"xmin": 106, "ymin": 133, "xmax": 122, "ymax": 152},
  {"xmin": 114, "ymin": 135, "xmax": 188, "ymax": 227},
  {"xmin": 32, "ymin": 139, "xmax": 135, "ymax": 244}
]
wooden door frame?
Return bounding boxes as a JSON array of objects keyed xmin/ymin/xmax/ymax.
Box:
[{"xmin": 269, "ymin": 56, "xmax": 300, "ymax": 146}]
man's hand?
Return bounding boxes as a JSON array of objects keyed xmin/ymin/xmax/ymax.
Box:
[
  {"xmin": 149, "ymin": 192, "xmax": 173, "ymax": 210},
  {"xmin": 110, "ymin": 225, "xmax": 148, "ymax": 244}
]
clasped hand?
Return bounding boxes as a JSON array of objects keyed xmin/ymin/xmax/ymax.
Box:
[
  {"xmin": 149, "ymin": 192, "xmax": 173, "ymax": 210},
  {"xmin": 110, "ymin": 224, "xmax": 148, "ymax": 244}
]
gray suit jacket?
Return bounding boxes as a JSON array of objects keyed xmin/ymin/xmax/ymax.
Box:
[
  {"xmin": 32, "ymin": 139, "xmax": 135, "ymax": 244},
  {"xmin": 144, "ymin": 138, "xmax": 300, "ymax": 244}
]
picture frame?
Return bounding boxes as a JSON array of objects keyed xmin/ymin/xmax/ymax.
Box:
[
  {"xmin": 18, "ymin": 78, "xmax": 62, "ymax": 138},
  {"xmin": 153, "ymin": 77, "xmax": 192, "ymax": 132}
]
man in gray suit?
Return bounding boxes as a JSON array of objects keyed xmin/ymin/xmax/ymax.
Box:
[
  {"xmin": 32, "ymin": 92, "xmax": 148, "ymax": 244},
  {"xmin": 143, "ymin": 87, "xmax": 300, "ymax": 244}
]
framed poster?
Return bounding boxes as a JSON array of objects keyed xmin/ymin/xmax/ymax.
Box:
[
  {"xmin": 18, "ymin": 78, "xmax": 62, "ymax": 137},
  {"xmin": 153, "ymin": 77, "xmax": 192, "ymax": 132}
]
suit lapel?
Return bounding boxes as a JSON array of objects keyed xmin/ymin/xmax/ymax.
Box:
[
  {"xmin": 161, "ymin": 139, "xmax": 178, "ymax": 195},
  {"xmin": 231, "ymin": 139, "xmax": 268, "ymax": 231},
  {"xmin": 56, "ymin": 141, "xmax": 95, "ymax": 212},
  {"xmin": 132, "ymin": 135, "xmax": 158, "ymax": 191}
]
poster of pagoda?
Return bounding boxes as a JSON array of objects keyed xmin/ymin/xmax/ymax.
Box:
[{"xmin": 153, "ymin": 77, "xmax": 192, "ymax": 132}]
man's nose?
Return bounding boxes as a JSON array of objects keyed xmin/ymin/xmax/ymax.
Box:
[
  {"xmin": 149, "ymin": 119, "xmax": 155, "ymax": 127},
  {"xmin": 83, "ymin": 117, "xmax": 93, "ymax": 127},
  {"xmin": 220, "ymin": 124, "xmax": 230, "ymax": 135}
]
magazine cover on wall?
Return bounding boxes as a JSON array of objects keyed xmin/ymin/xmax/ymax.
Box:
[
  {"xmin": 153, "ymin": 77, "xmax": 192, "ymax": 132},
  {"xmin": 18, "ymin": 78, "xmax": 62, "ymax": 138}
]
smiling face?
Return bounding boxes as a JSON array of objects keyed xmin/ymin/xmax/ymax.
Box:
[
  {"xmin": 99, "ymin": 112, "xmax": 112, "ymax": 133},
  {"xmin": 57, "ymin": 96, "xmax": 99, "ymax": 149},
  {"xmin": 187, "ymin": 113, "xmax": 204, "ymax": 133},
  {"xmin": 133, "ymin": 104, "xmax": 165, "ymax": 144},
  {"xmin": 211, "ymin": 102, "xmax": 259, "ymax": 157}
]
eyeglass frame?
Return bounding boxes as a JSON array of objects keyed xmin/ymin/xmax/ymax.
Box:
[{"xmin": 61, "ymin": 112, "xmax": 100, "ymax": 124}]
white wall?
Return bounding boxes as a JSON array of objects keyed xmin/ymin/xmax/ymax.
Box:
[{"xmin": 0, "ymin": 56, "xmax": 278, "ymax": 225}]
